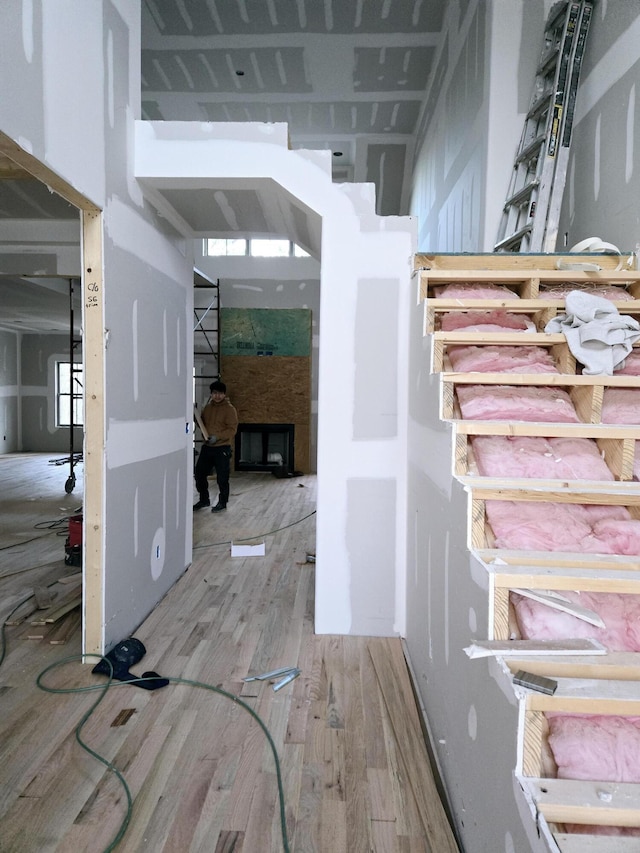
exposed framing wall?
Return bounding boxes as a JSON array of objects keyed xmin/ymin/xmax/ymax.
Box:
[{"xmin": 0, "ymin": 133, "xmax": 105, "ymax": 653}]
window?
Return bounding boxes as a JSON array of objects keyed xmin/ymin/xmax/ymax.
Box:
[
  {"xmin": 56, "ymin": 361, "xmax": 84, "ymax": 427},
  {"xmin": 205, "ymin": 238, "xmax": 247, "ymax": 256},
  {"xmin": 203, "ymin": 238, "xmax": 311, "ymax": 257},
  {"xmin": 249, "ymin": 238, "xmax": 290, "ymax": 257}
]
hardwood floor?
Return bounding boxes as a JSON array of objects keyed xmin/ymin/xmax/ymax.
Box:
[{"xmin": 0, "ymin": 455, "xmax": 457, "ymax": 852}]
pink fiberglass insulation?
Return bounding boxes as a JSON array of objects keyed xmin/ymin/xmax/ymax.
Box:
[
  {"xmin": 485, "ymin": 500, "xmax": 640, "ymax": 554},
  {"xmin": 440, "ymin": 311, "xmax": 535, "ymax": 332},
  {"xmin": 456, "ymin": 385, "xmax": 579, "ymax": 422},
  {"xmin": 546, "ymin": 713, "xmax": 640, "ymax": 783},
  {"xmin": 544, "ymin": 714, "xmax": 640, "ymax": 835},
  {"xmin": 563, "ymin": 825, "xmax": 640, "ymax": 837},
  {"xmin": 540, "ymin": 282, "xmax": 634, "ymax": 301},
  {"xmin": 433, "ymin": 281, "xmax": 520, "ymax": 299},
  {"xmin": 614, "ymin": 349, "xmax": 640, "ymax": 375},
  {"xmin": 448, "ymin": 345, "xmax": 558, "ymax": 374},
  {"xmin": 471, "ymin": 435, "xmax": 614, "ymax": 480},
  {"xmin": 511, "ymin": 590, "xmax": 640, "ymax": 651},
  {"xmin": 602, "ymin": 388, "xmax": 640, "ymax": 423}
]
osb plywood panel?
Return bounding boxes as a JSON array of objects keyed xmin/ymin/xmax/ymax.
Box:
[{"xmin": 222, "ymin": 355, "xmax": 311, "ymax": 473}]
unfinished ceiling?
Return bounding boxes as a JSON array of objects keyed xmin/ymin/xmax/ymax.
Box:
[
  {"xmin": 1, "ymin": 1, "xmax": 448, "ymax": 330},
  {"xmin": 141, "ymin": 0, "xmax": 445, "ymax": 219}
]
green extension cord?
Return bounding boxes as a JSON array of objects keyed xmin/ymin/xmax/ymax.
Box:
[{"xmin": 37, "ymin": 656, "xmax": 291, "ymax": 853}]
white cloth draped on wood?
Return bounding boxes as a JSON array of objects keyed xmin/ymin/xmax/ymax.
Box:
[{"xmin": 545, "ymin": 290, "xmax": 640, "ymax": 375}]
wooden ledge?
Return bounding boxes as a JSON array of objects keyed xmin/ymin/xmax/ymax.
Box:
[
  {"xmin": 475, "ymin": 548, "xmax": 640, "ymax": 571},
  {"xmin": 443, "ymin": 370, "xmax": 640, "ymax": 388},
  {"xmin": 505, "ymin": 653, "xmax": 640, "ymax": 683},
  {"xmin": 554, "ymin": 833, "xmax": 640, "ymax": 852},
  {"xmin": 521, "ymin": 777, "xmax": 640, "ymax": 829},
  {"xmin": 491, "ymin": 565, "xmax": 640, "ymax": 589},
  {"xmin": 459, "ymin": 477, "xmax": 640, "ymax": 504},
  {"xmin": 432, "ymin": 330, "xmax": 567, "ymax": 345},
  {"xmin": 453, "ymin": 420, "xmax": 640, "ymax": 438}
]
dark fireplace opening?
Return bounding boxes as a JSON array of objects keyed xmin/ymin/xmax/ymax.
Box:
[{"xmin": 235, "ymin": 423, "xmax": 294, "ymax": 474}]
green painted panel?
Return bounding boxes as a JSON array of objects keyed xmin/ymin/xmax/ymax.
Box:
[{"xmin": 220, "ymin": 308, "xmax": 311, "ymax": 356}]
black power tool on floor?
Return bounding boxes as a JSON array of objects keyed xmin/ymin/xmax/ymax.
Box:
[{"xmin": 91, "ymin": 638, "xmax": 169, "ymax": 690}]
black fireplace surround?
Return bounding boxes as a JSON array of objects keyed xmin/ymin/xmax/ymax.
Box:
[{"xmin": 234, "ymin": 423, "xmax": 294, "ymax": 474}]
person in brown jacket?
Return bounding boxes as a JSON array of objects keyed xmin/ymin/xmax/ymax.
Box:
[{"xmin": 193, "ymin": 380, "xmax": 238, "ymax": 512}]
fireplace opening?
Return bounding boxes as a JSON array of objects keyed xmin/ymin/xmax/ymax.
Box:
[{"xmin": 235, "ymin": 423, "xmax": 295, "ymax": 474}]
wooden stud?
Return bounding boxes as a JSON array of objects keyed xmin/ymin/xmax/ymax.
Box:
[
  {"xmin": 596, "ymin": 436, "xmax": 636, "ymax": 480},
  {"xmin": 492, "ymin": 586, "xmax": 511, "ymax": 641},
  {"xmin": 82, "ymin": 209, "xmax": 105, "ymax": 654},
  {"xmin": 521, "ymin": 710, "xmax": 546, "ymax": 778}
]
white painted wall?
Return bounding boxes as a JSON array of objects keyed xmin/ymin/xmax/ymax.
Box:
[{"xmin": 135, "ymin": 121, "xmax": 416, "ymax": 636}]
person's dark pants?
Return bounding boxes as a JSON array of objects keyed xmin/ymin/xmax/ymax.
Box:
[{"xmin": 194, "ymin": 444, "xmax": 232, "ymax": 506}]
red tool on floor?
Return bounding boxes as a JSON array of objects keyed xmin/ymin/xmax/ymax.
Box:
[{"xmin": 64, "ymin": 513, "xmax": 83, "ymax": 566}]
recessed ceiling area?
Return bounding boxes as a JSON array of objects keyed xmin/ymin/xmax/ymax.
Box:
[{"xmin": 141, "ymin": 0, "xmax": 445, "ymax": 217}]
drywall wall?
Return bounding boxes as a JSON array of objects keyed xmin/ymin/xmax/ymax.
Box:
[
  {"xmin": 0, "ymin": 221, "xmax": 81, "ymax": 278},
  {"xmin": 409, "ymin": 0, "xmax": 552, "ymax": 252},
  {"xmin": 0, "ymin": 1, "xmax": 195, "ymax": 650},
  {"xmin": 20, "ymin": 333, "xmax": 82, "ymax": 453},
  {"xmin": 404, "ymin": 296, "xmax": 552, "ymax": 853},
  {"xmin": 136, "ymin": 121, "xmax": 416, "ymax": 636},
  {"xmin": 557, "ymin": 0, "xmax": 640, "ymax": 251},
  {"xmin": 0, "ymin": 330, "xmax": 18, "ymax": 453}
]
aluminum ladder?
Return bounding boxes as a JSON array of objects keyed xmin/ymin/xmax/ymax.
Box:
[{"xmin": 494, "ymin": 0, "xmax": 593, "ymax": 253}]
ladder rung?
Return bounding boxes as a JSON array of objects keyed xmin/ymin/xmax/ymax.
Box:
[
  {"xmin": 538, "ymin": 46, "xmax": 560, "ymax": 76},
  {"xmin": 546, "ymin": 1, "xmax": 570, "ymax": 32},
  {"xmin": 527, "ymin": 90, "xmax": 553, "ymax": 120},
  {"xmin": 494, "ymin": 224, "xmax": 533, "ymax": 253},
  {"xmin": 504, "ymin": 180, "xmax": 539, "ymax": 209},
  {"xmin": 516, "ymin": 135, "xmax": 546, "ymax": 164}
]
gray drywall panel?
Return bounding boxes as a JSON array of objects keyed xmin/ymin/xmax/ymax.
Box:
[
  {"xmin": 558, "ymin": 3, "xmax": 640, "ymax": 251},
  {"xmin": 410, "ymin": 1, "xmax": 489, "ymax": 251},
  {"xmin": 404, "ymin": 260, "xmax": 551, "ymax": 851},
  {"xmin": 353, "ymin": 278, "xmax": 398, "ymax": 440},
  {"xmin": 101, "ymin": 239, "xmax": 193, "ymax": 642},
  {"xmin": 405, "ymin": 466, "xmax": 549, "ymax": 853},
  {"xmin": 20, "ymin": 334, "xmax": 82, "ymax": 453},
  {"xmin": 103, "ymin": 244, "xmax": 190, "ymax": 422},
  {"xmin": 103, "ymin": 449, "xmax": 188, "ymax": 641},
  {"xmin": 347, "ymin": 477, "xmax": 396, "ymax": 636},
  {"xmin": 0, "ymin": 330, "xmax": 19, "ymax": 452}
]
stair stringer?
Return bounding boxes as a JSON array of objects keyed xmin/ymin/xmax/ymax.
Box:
[{"xmin": 406, "ymin": 252, "xmax": 640, "ymax": 853}]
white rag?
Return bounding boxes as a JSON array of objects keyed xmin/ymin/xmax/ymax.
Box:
[{"xmin": 545, "ymin": 290, "xmax": 640, "ymax": 375}]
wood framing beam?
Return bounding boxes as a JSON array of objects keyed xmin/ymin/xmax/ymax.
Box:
[
  {"xmin": 415, "ymin": 254, "xmax": 633, "ymax": 272},
  {"xmin": 0, "ymin": 131, "xmax": 100, "ymax": 213},
  {"xmin": 82, "ymin": 209, "xmax": 105, "ymax": 654},
  {"xmin": 525, "ymin": 777, "xmax": 640, "ymax": 828}
]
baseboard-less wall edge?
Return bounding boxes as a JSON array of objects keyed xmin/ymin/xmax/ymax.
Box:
[{"xmin": 401, "ymin": 638, "xmax": 461, "ymax": 846}]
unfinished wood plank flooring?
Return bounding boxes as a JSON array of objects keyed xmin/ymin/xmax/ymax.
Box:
[{"xmin": 0, "ymin": 455, "xmax": 455, "ymax": 852}]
